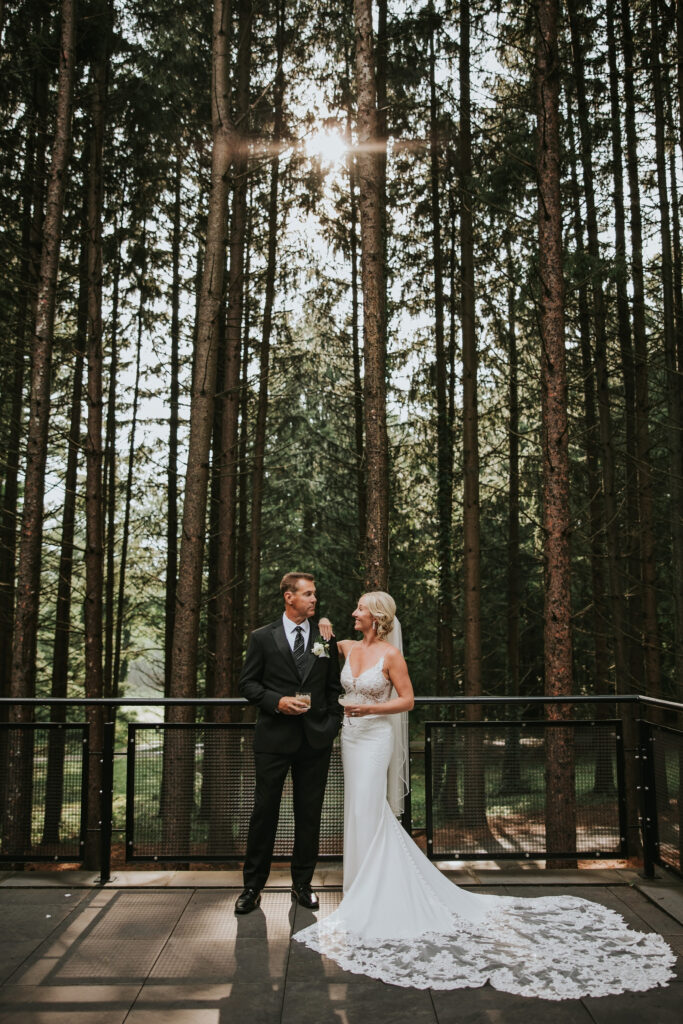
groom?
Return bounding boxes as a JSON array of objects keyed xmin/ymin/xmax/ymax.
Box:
[{"xmin": 235, "ymin": 572, "xmax": 343, "ymax": 914}]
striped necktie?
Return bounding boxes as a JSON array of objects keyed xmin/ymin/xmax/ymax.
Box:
[{"xmin": 293, "ymin": 626, "xmax": 306, "ymax": 678}]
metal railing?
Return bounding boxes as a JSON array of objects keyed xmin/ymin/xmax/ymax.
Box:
[{"xmin": 0, "ymin": 694, "xmax": 680, "ymax": 885}]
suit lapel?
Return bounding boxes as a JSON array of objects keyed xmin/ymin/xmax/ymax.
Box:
[
  {"xmin": 299, "ymin": 621, "xmax": 319, "ymax": 685},
  {"xmin": 272, "ymin": 620, "xmax": 300, "ymax": 681}
]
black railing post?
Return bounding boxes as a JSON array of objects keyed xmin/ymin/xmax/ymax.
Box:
[
  {"xmin": 99, "ymin": 712, "xmax": 116, "ymax": 885},
  {"xmin": 425, "ymin": 723, "xmax": 434, "ymax": 860},
  {"xmin": 637, "ymin": 716, "xmax": 658, "ymax": 879}
]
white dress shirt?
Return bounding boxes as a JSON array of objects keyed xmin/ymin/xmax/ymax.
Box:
[{"xmin": 282, "ymin": 613, "xmax": 310, "ymax": 652}]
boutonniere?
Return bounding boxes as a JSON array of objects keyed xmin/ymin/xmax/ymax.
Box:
[{"xmin": 312, "ymin": 638, "xmax": 330, "ymax": 658}]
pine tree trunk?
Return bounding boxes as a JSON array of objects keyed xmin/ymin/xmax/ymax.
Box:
[
  {"xmin": 347, "ymin": 98, "xmax": 366, "ymax": 575},
  {"xmin": 606, "ymin": 0, "xmax": 642, "ymax": 694},
  {"xmin": 248, "ymin": 0, "xmax": 285, "ymax": 633},
  {"xmin": 566, "ymin": 103, "xmax": 614, "ymax": 794},
  {"xmin": 214, "ymin": 0, "xmax": 251, "ymax": 712},
  {"xmin": 459, "ymin": 0, "xmax": 485, "ymax": 827},
  {"xmin": 0, "ymin": 4, "xmax": 49, "ymax": 703},
  {"xmin": 113, "ymin": 237, "xmax": 144, "ymax": 698},
  {"xmin": 42, "ymin": 165, "xmax": 87, "ymax": 845},
  {"xmin": 354, "ymin": 0, "xmax": 389, "ymax": 591},
  {"xmin": 535, "ymin": 0, "xmax": 576, "ymax": 868},
  {"xmin": 501, "ymin": 242, "xmax": 523, "ymax": 795},
  {"xmin": 650, "ymin": 0, "xmax": 683, "ymax": 696},
  {"xmin": 233, "ymin": 198, "xmax": 252, "ymax": 686},
  {"xmin": 620, "ymin": 0, "xmax": 661, "ymax": 698},
  {"xmin": 82, "ymin": 0, "xmax": 110, "ymax": 868},
  {"xmin": 103, "ymin": 209, "xmax": 121, "ymax": 700},
  {"xmin": 5, "ymin": 0, "xmax": 76, "ymax": 857},
  {"xmin": 567, "ymin": 0, "xmax": 626, "ymax": 694},
  {"xmin": 166, "ymin": 0, "xmax": 237, "ymax": 852},
  {"xmin": 429, "ymin": 20, "xmax": 454, "ymax": 696},
  {"xmin": 165, "ymin": 156, "xmax": 182, "ymax": 695}
]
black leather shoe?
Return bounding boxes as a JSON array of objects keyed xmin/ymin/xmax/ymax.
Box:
[
  {"xmin": 235, "ymin": 887, "xmax": 261, "ymax": 915},
  {"xmin": 291, "ymin": 885, "xmax": 319, "ymax": 910}
]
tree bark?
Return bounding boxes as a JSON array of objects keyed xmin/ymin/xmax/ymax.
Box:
[
  {"xmin": 354, "ymin": 0, "xmax": 389, "ymax": 591},
  {"xmin": 535, "ymin": 0, "xmax": 576, "ymax": 867}
]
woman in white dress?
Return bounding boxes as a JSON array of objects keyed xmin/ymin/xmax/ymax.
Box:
[{"xmin": 293, "ymin": 591, "xmax": 675, "ymax": 999}]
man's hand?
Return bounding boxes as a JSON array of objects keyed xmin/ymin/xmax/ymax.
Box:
[{"xmin": 277, "ymin": 696, "xmax": 310, "ymax": 715}]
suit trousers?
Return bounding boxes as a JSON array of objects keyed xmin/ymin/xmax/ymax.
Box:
[{"xmin": 243, "ymin": 733, "xmax": 332, "ymax": 891}]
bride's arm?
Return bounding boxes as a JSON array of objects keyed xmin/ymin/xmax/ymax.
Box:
[
  {"xmin": 319, "ymin": 617, "xmax": 353, "ymax": 658},
  {"xmin": 343, "ymin": 648, "xmax": 414, "ymax": 717}
]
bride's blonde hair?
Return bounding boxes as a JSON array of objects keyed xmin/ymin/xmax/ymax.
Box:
[{"xmin": 360, "ymin": 591, "xmax": 396, "ymax": 641}]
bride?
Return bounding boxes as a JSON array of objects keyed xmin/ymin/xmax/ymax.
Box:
[{"xmin": 293, "ymin": 591, "xmax": 675, "ymax": 999}]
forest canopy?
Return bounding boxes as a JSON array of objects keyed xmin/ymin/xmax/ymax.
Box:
[{"xmin": 1, "ymin": 0, "xmax": 682, "ymax": 715}]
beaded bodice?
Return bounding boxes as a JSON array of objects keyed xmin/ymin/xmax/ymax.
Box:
[{"xmin": 340, "ymin": 652, "xmax": 392, "ymax": 705}]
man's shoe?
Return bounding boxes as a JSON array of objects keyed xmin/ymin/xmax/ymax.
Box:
[
  {"xmin": 291, "ymin": 885, "xmax": 319, "ymax": 910},
  {"xmin": 235, "ymin": 887, "xmax": 261, "ymax": 915}
]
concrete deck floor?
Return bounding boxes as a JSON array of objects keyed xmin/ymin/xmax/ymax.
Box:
[{"xmin": 0, "ymin": 864, "xmax": 680, "ymax": 1023}]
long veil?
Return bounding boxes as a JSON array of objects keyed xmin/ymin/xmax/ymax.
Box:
[{"xmin": 385, "ymin": 617, "xmax": 410, "ymax": 816}]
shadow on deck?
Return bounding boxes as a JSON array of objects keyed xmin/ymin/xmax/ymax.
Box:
[{"xmin": 0, "ymin": 864, "xmax": 680, "ymax": 1023}]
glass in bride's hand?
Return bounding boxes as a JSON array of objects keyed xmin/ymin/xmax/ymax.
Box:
[{"xmin": 295, "ymin": 691, "xmax": 311, "ymax": 709}]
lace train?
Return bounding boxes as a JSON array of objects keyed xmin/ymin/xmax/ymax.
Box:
[{"xmin": 296, "ymin": 889, "xmax": 675, "ymax": 999}]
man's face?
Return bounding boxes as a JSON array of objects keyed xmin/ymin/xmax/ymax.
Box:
[{"xmin": 285, "ymin": 579, "xmax": 317, "ymax": 620}]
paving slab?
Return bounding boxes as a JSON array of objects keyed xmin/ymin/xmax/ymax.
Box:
[
  {"xmin": 128, "ymin": 980, "xmax": 284, "ymax": 1024},
  {"xmin": 607, "ymin": 885, "xmax": 683, "ymax": 934},
  {"xmin": 0, "ymin": 871, "xmax": 102, "ymax": 889},
  {"xmin": 635, "ymin": 879, "xmax": 683, "ymax": 927},
  {"xmin": 150, "ymin": 936, "xmax": 291, "ymax": 981},
  {"xmin": 0, "ymin": 984, "xmax": 139, "ymax": 1024},
  {"xmin": 431, "ymin": 985, "xmax": 596, "ymax": 1023},
  {"xmin": 281, "ymin": 978, "xmax": 438, "ymax": 1024},
  {"xmin": 583, "ymin": 982, "xmax": 683, "ymax": 1024}
]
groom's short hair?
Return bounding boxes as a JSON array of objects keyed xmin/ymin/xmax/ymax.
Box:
[{"xmin": 280, "ymin": 572, "xmax": 315, "ymax": 597}]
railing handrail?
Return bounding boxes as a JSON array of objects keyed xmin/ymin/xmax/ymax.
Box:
[{"xmin": 0, "ymin": 693, "xmax": 680, "ymax": 710}]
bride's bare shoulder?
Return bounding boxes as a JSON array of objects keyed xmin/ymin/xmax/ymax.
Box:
[{"xmin": 338, "ymin": 638, "xmax": 354, "ymax": 656}]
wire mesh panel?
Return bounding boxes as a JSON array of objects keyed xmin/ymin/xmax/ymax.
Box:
[
  {"xmin": 0, "ymin": 723, "xmax": 88, "ymax": 860},
  {"xmin": 425, "ymin": 720, "xmax": 626, "ymax": 860},
  {"xmin": 650, "ymin": 724, "xmax": 682, "ymax": 875},
  {"xmin": 126, "ymin": 723, "xmax": 344, "ymax": 861}
]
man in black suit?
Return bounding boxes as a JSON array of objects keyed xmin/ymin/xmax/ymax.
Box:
[{"xmin": 235, "ymin": 572, "xmax": 343, "ymax": 914}]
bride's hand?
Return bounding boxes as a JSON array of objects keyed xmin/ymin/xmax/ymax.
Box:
[
  {"xmin": 318, "ymin": 617, "xmax": 334, "ymax": 641},
  {"xmin": 344, "ymin": 704, "xmax": 369, "ymax": 718}
]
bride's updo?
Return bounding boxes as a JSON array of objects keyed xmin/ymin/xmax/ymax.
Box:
[{"xmin": 361, "ymin": 591, "xmax": 396, "ymax": 641}]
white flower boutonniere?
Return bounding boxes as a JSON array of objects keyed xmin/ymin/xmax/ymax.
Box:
[{"xmin": 312, "ymin": 639, "xmax": 330, "ymax": 658}]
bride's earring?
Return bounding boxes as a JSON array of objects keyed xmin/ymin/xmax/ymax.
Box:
[{"xmin": 373, "ymin": 621, "xmax": 378, "ymax": 631}]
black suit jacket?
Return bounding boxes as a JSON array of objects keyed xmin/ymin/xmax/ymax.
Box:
[{"xmin": 239, "ymin": 617, "xmax": 343, "ymax": 753}]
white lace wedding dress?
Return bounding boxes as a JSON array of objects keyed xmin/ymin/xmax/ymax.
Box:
[{"xmin": 293, "ymin": 655, "xmax": 676, "ymax": 999}]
